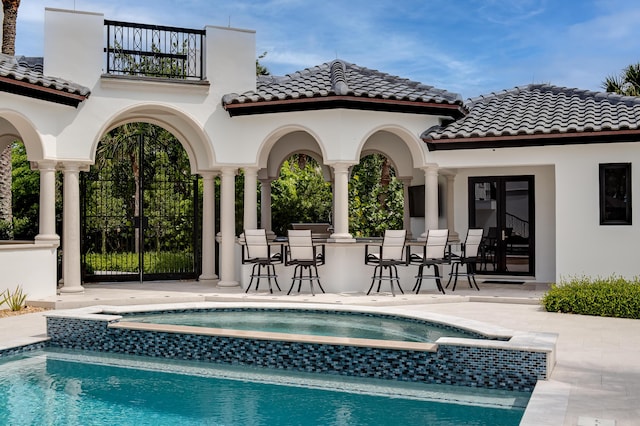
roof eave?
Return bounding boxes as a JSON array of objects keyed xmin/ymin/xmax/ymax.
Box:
[
  {"xmin": 424, "ymin": 129, "xmax": 640, "ymax": 151},
  {"xmin": 224, "ymin": 96, "xmax": 466, "ymax": 118},
  {"xmin": 0, "ymin": 75, "xmax": 89, "ymax": 107}
]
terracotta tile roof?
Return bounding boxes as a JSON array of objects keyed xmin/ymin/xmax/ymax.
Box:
[
  {"xmin": 0, "ymin": 54, "xmax": 90, "ymax": 106},
  {"xmin": 423, "ymin": 84, "xmax": 640, "ymax": 150},
  {"xmin": 223, "ymin": 59, "xmax": 465, "ymax": 117}
]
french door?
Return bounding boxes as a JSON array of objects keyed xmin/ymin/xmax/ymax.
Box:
[{"xmin": 468, "ymin": 176, "xmax": 535, "ymax": 275}]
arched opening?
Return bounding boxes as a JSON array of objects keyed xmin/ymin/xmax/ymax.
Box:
[
  {"xmin": 0, "ymin": 115, "xmax": 51, "ymax": 241},
  {"xmin": 81, "ymin": 123, "xmax": 201, "ymax": 282},
  {"xmin": 349, "ymin": 153, "xmax": 404, "ymax": 237},
  {"xmin": 270, "ymin": 154, "xmax": 332, "ymax": 236}
]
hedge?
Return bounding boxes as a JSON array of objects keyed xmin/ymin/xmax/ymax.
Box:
[{"xmin": 541, "ymin": 276, "xmax": 640, "ymax": 319}]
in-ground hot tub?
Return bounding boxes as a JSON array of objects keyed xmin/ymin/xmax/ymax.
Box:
[{"xmin": 45, "ymin": 302, "xmax": 556, "ymax": 392}]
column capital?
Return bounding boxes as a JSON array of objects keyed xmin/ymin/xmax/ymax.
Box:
[
  {"xmin": 219, "ymin": 166, "xmax": 238, "ymax": 176},
  {"xmin": 242, "ymin": 166, "xmax": 259, "ymax": 174},
  {"xmin": 421, "ymin": 165, "xmax": 439, "ymax": 175},
  {"xmin": 199, "ymin": 171, "xmax": 219, "ymax": 180},
  {"xmin": 31, "ymin": 160, "xmax": 57, "ymax": 171},
  {"xmin": 259, "ymin": 176, "xmax": 276, "ymax": 184},
  {"xmin": 58, "ymin": 161, "xmax": 91, "ymax": 172},
  {"xmin": 328, "ymin": 162, "xmax": 356, "ymax": 174}
]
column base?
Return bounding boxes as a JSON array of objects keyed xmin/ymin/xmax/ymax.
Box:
[
  {"xmin": 59, "ymin": 285, "xmax": 85, "ymax": 294},
  {"xmin": 216, "ymin": 280, "xmax": 240, "ymax": 288},
  {"xmin": 198, "ymin": 275, "xmax": 218, "ymax": 284},
  {"xmin": 328, "ymin": 233, "xmax": 355, "ymax": 243},
  {"xmin": 35, "ymin": 234, "xmax": 60, "ymax": 245}
]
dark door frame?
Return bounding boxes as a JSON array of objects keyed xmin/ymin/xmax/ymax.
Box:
[{"xmin": 468, "ymin": 175, "xmax": 535, "ymax": 276}]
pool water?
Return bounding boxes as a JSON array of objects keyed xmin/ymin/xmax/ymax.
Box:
[
  {"xmin": 0, "ymin": 349, "xmax": 528, "ymax": 425},
  {"xmin": 125, "ymin": 310, "xmax": 477, "ymax": 343}
]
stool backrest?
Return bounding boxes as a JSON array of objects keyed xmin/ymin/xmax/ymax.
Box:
[
  {"xmin": 464, "ymin": 229, "xmax": 484, "ymax": 258},
  {"xmin": 425, "ymin": 229, "xmax": 449, "ymax": 259},
  {"xmin": 381, "ymin": 229, "xmax": 407, "ymax": 261},
  {"xmin": 287, "ymin": 230, "xmax": 314, "ymax": 261},
  {"xmin": 244, "ymin": 229, "xmax": 268, "ymax": 259}
]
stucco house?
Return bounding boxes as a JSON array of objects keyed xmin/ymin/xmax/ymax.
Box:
[{"xmin": 1, "ymin": 8, "xmax": 639, "ymax": 299}]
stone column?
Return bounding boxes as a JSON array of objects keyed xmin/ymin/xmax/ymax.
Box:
[
  {"xmin": 60, "ymin": 162, "xmax": 84, "ymax": 293},
  {"xmin": 421, "ymin": 166, "xmax": 439, "ymax": 238},
  {"xmin": 243, "ymin": 167, "xmax": 258, "ymax": 231},
  {"xmin": 329, "ymin": 163, "xmax": 354, "ymax": 242},
  {"xmin": 199, "ymin": 172, "xmax": 218, "ymax": 283},
  {"xmin": 217, "ymin": 167, "xmax": 239, "ymax": 287},
  {"xmin": 259, "ymin": 177, "xmax": 274, "ymax": 236},
  {"xmin": 399, "ymin": 177, "xmax": 412, "ymax": 239},
  {"xmin": 34, "ymin": 160, "xmax": 59, "ymax": 244},
  {"xmin": 444, "ymin": 173, "xmax": 459, "ymax": 241}
]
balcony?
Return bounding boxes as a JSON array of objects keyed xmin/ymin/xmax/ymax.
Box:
[{"xmin": 104, "ymin": 20, "xmax": 205, "ymax": 80}]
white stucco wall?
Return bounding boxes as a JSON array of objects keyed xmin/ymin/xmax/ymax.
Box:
[
  {"xmin": 0, "ymin": 243, "xmax": 58, "ymax": 299},
  {"xmin": 553, "ymin": 142, "xmax": 640, "ymax": 281}
]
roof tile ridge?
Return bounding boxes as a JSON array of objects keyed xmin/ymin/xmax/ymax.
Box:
[
  {"xmin": 329, "ymin": 59, "xmax": 349, "ymax": 95},
  {"xmin": 466, "ymin": 84, "xmax": 534, "ymax": 107}
]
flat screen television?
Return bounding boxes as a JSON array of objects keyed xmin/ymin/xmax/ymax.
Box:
[
  {"xmin": 409, "ymin": 185, "xmax": 425, "ymax": 217},
  {"xmin": 408, "ymin": 184, "xmax": 442, "ymax": 217}
]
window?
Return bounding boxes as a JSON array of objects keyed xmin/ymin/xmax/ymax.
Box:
[{"xmin": 599, "ymin": 163, "xmax": 632, "ymax": 225}]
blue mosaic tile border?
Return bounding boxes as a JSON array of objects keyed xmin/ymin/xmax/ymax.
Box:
[
  {"xmin": 0, "ymin": 341, "xmax": 48, "ymax": 359},
  {"xmin": 47, "ymin": 315, "xmax": 546, "ymax": 392}
]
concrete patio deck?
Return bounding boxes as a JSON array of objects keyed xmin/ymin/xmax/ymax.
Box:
[{"xmin": 1, "ymin": 280, "xmax": 638, "ymax": 425}]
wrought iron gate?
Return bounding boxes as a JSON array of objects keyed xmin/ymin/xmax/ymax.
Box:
[{"xmin": 81, "ymin": 132, "xmax": 200, "ymax": 282}]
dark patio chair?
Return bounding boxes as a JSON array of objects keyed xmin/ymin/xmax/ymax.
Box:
[
  {"xmin": 241, "ymin": 229, "xmax": 282, "ymax": 293},
  {"xmin": 285, "ymin": 229, "xmax": 325, "ymax": 296},
  {"xmin": 364, "ymin": 229, "xmax": 407, "ymax": 297},
  {"xmin": 410, "ymin": 229, "xmax": 449, "ymax": 294},
  {"xmin": 446, "ymin": 228, "xmax": 483, "ymax": 291}
]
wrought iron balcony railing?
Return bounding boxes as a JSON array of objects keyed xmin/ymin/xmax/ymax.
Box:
[{"xmin": 104, "ymin": 20, "xmax": 205, "ymax": 80}]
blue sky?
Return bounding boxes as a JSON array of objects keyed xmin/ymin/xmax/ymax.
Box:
[{"xmin": 15, "ymin": 0, "xmax": 640, "ymax": 99}]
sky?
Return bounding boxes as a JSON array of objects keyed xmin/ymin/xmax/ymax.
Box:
[{"xmin": 12, "ymin": 0, "xmax": 640, "ymax": 99}]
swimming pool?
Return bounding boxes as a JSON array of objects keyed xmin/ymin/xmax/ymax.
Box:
[
  {"xmin": 123, "ymin": 309, "xmax": 479, "ymax": 342},
  {"xmin": 0, "ymin": 348, "xmax": 529, "ymax": 425}
]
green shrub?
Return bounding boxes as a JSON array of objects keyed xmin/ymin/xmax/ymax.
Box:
[
  {"xmin": 1, "ymin": 286, "xmax": 27, "ymax": 311},
  {"xmin": 84, "ymin": 251, "xmax": 195, "ymax": 274},
  {"xmin": 542, "ymin": 275, "xmax": 640, "ymax": 319}
]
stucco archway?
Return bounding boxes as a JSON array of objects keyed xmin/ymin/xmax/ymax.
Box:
[
  {"xmin": 89, "ymin": 104, "xmax": 215, "ymax": 174},
  {"xmin": 0, "ymin": 112, "xmax": 45, "ymax": 161}
]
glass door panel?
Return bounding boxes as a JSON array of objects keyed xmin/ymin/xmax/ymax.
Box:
[{"xmin": 468, "ymin": 176, "xmax": 534, "ymax": 276}]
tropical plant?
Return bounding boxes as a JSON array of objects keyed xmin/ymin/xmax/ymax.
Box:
[
  {"xmin": 0, "ymin": 0, "xmax": 22, "ymax": 236},
  {"xmin": 1, "ymin": 0, "xmax": 19, "ymax": 55},
  {"xmin": 256, "ymin": 51, "xmax": 270, "ymax": 76},
  {"xmin": 603, "ymin": 62, "xmax": 640, "ymax": 96},
  {"xmin": 0, "ymin": 285, "xmax": 27, "ymax": 311}
]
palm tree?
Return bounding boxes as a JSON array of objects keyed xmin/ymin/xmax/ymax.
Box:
[
  {"xmin": 0, "ymin": 0, "xmax": 21, "ymax": 233},
  {"xmin": 603, "ymin": 62, "xmax": 640, "ymax": 96}
]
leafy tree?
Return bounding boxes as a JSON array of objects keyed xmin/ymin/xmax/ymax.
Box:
[
  {"xmin": 256, "ymin": 51, "xmax": 270, "ymax": 76},
  {"xmin": 603, "ymin": 62, "xmax": 640, "ymax": 96},
  {"xmin": 271, "ymin": 155, "xmax": 332, "ymax": 236},
  {"xmin": 349, "ymin": 154, "xmax": 404, "ymax": 237},
  {"xmin": 10, "ymin": 141, "xmax": 38, "ymax": 239}
]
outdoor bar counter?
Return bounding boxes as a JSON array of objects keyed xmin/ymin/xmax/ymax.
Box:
[{"xmin": 236, "ymin": 237, "xmax": 458, "ymax": 294}]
